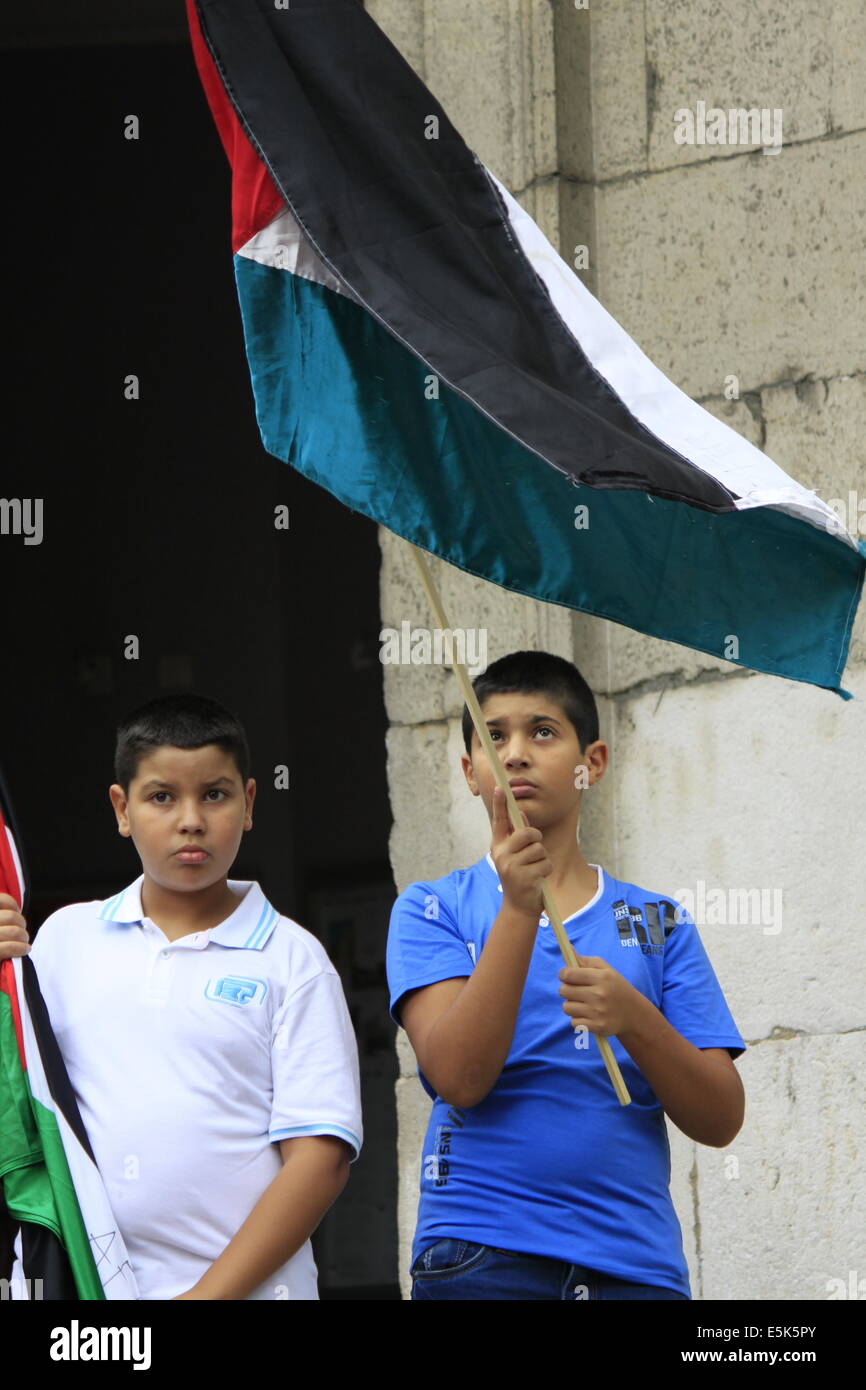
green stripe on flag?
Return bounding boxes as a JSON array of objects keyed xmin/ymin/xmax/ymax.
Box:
[
  {"xmin": 0, "ymin": 985, "xmax": 104, "ymax": 1298},
  {"xmin": 235, "ymin": 258, "xmax": 865, "ymax": 695},
  {"xmin": 0, "ymin": 985, "xmax": 60, "ymax": 1235}
]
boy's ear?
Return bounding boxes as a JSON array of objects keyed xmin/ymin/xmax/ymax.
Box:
[
  {"xmin": 460, "ymin": 753, "xmax": 480, "ymax": 796},
  {"xmin": 583, "ymin": 739, "xmax": 609, "ymax": 785},
  {"xmin": 108, "ymin": 784, "xmax": 132, "ymax": 837},
  {"xmin": 243, "ymin": 778, "xmax": 256, "ymax": 830}
]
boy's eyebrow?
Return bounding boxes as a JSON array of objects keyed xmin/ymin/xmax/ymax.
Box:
[
  {"xmin": 138, "ymin": 775, "xmax": 236, "ymax": 791},
  {"xmin": 486, "ymin": 713, "xmax": 563, "ymax": 727}
]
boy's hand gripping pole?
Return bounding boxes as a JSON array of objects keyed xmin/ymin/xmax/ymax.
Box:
[{"xmin": 409, "ymin": 543, "xmax": 631, "ymax": 1106}]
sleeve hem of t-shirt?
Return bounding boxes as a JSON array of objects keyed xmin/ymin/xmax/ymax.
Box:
[
  {"xmin": 687, "ymin": 1036, "xmax": 747, "ymax": 1059},
  {"xmin": 390, "ymin": 970, "xmax": 472, "ymax": 1026},
  {"xmin": 269, "ymin": 1123, "xmax": 362, "ymax": 1163}
]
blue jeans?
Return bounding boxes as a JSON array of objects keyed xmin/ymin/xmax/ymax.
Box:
[{"xmin": 410, "ymin": 1239, "xmax": 690, "ymax": 1300}]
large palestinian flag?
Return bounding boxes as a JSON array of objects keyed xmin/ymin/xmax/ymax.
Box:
[
  {"xmin": 0, "ymin": 782, "xmax": 139, "ymax": 1299},
  {"xmin": 186, "ymin": 0, "xmax": 864, "ymax": 697}
]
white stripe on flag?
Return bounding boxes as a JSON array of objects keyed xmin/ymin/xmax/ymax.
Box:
[
  {"xmin": 238, "ymin": 206, "xmax": 352, "ymax": 300},
  {"xmin": 484, "ymin": 167, "xmax": 856, "ymax": 545},
  {"xmin": 13, "ymin": 957, "xmax": 141, "ymax": 1300},
  {"xmin": 4, "ymin": 824, "xmax": 25, "ymax": 903}
]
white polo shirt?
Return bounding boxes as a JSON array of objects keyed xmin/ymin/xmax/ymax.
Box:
[{"xmin": 25, "ymin": 875, "xmax": 363, "ymax": 1301}]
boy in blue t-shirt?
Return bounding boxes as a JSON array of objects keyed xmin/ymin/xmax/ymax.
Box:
[{"xmin": 386, "ymin": 650, "xmax": 745, "ymax": 1300}]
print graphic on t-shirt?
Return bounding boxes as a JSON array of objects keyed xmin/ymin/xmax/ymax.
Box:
[
  {"xmin": 628, "ymin": 905, "xmax": 648, "ymax": 944},
  {"xmin": 612, "ymin": 900, "xmax": 673, "ymax": 956},
  {"xmin": 660, "ymin": 900, "xmax": 679, "ymax": 938},
  {"xmin": 612, "ymin": 900, "xmax": 637, "ymax": 945},
  {"xmin": 424, "ymin": 1123, "xmax": 452, "ymax": 1186},
  {"xmin": 645, "ymin": 902, "xmax": 665, "ymax": 945},
  {"xmin": 630, "ymin": 906, "xmax": 663, "ymax": 957},
  {"xmin": 423, "ymin": 1107, "xmax": 465, "ymax": 1187}
]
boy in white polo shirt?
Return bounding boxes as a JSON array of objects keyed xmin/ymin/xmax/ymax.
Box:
[{"xmin": 0, "ymin": 693, "xmax": 362, "ymax": 1300}]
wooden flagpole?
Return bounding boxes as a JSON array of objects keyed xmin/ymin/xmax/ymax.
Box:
[{"xmin": 408, "ymin": 543, "xmax": 631, "ymax": 1106}]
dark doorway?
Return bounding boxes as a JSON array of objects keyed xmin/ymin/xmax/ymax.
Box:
[{"xmin": 2, "ymin": 30, "xmax": 398, "ymax": 1299}]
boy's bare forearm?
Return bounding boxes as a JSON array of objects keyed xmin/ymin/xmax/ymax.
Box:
[
  {"xmin": 618, "ymin": 992, "xmax": 745, "ymax": 1146},
  {"xmin": 176, "ymin": 1137, "xmax": 350, "ymax": 1300},
  {"xmin": 424, "ymin": 903, "xmax": 539, "ymax": 1107}
]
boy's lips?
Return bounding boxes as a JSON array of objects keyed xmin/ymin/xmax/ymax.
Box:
[
  {"xmin": 509, "ymin": 780, "xmax": 538, "ymax": 796},
  {"xmin": 174, "ymin": 848, "xmax": 210, "ymax": 862}
]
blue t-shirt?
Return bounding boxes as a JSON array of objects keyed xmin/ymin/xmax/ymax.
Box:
[{"xmin": 386, "ymin": 854, "xmax": 746, "ymax": 1297}]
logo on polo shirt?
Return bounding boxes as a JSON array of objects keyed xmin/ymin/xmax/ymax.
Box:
[{"xmin": 204, "ymin": 976, "xmax": 268, "ymax": 1007}]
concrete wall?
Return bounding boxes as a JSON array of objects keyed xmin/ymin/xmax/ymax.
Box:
[{"xmin": 369, "ymin": 0, "xmax": 866, "ymax": 1300}]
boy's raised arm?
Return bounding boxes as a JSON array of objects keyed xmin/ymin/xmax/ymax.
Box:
[{"xmin": 401, "ymin": 786, "xmax": 550, "ymax": 1109}]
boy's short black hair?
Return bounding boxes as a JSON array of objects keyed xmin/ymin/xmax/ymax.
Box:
[
  {"xmin": 462, "ymin": 651, "xmax": 599, "ymax": 755},
  {"xmin": 114, "ymin": 694, "xmax": 251, "ymax": 792}
]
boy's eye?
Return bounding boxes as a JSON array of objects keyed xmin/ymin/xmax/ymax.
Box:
[
  {"xmin": 149, "ymin": 789, "xmax": 228, "ymax": 804},
  {"xmin": 488, "ymin": 726, "xmax": 555, "ymax": 742}
]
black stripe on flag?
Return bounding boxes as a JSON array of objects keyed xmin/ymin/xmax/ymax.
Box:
[
  {"xmin": 19, "ymin": 1219, "xmax": 79, "ymax": 1301},
  {"xmin": 20, "ymin": 957, "xmax": 96, "ymax": 1163},
  {"xmin": 0, "ymin": 761, "xmax": 29, "ymax": 918},
  {"xmin": 193, "ymin": 0, "xmax": 736, "ymax": 513}
]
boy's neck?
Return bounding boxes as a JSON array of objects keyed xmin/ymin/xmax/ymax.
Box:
[
  {"xmin": 528, "ymin": 819, "xmax": 600, "ymax": 916},
  {"xmin": 139, "ymin": 874, "xmax": 242, "ymax": 940}
]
